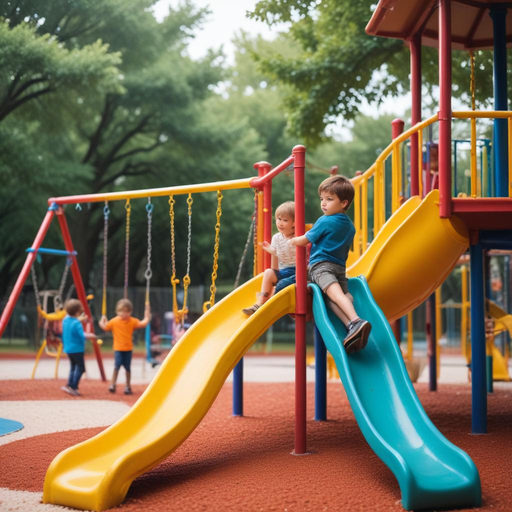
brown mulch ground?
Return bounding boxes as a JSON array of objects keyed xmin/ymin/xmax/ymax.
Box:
[{"xmin": 1, "ymin": 380, "xmax": 512, "ymax": 511}]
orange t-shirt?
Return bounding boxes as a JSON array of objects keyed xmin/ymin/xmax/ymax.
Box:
[{"xmin": 104, "ymin": 316, "xmax": 143, "ymax": 351}]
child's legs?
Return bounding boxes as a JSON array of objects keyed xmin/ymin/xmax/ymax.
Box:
[
  {"xmin": 325, "ymin": 283, "xmax": 358, "ymax": 323},
  {"xmin": 327, "ymin": 297, "xmax": 353, "ymax": 326},
  {"xmin": 120, "ymin": 351, "xmax": 133, "ymax": 387},
  {"xmin": 258, "ymin": 269, "xmax": 278, "ymax": 304},
  {"xmin": 112, "ymin": 351, "xmax": 122, "ymax": 385},
  {"xmin": 68, "ymin": 353, "xmax": 85, "ymax": 389},
  {"xmin": 67, "ymin": 354, "xmax": 76, "ymax": 388},
  {"xmin": 275, "ymin": 267, "xmax": 296, "ymax": 294}
]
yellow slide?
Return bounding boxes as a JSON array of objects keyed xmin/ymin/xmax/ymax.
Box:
[
  {"xmin": 486, "ymin": 300, "xmax": 511, "ymax": 381},
  {"xmin": 348, "ymin": 190, "xmax": 469, "ymax": 321},
  {"xmin": 43, "ymin": 276, "xmax": 295, "ymax": 511}
]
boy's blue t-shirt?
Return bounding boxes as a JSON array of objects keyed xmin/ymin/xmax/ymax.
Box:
[
  {"xmin": 306, "ymin": 213, "xmax": 355, "ymax": 267},
  {"xmin": 62, "ymin": 316, "xmax": 86, "ymax": 354}
]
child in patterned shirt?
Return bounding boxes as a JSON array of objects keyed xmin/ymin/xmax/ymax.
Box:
[{"xmin": 243, "ymin": 201, "xmax": 296, "ymax": 315}]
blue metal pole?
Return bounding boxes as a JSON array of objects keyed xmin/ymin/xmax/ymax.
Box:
[
  {"xmin": 26, "ymin": 247, "xmax": 77, "ymax": 256},
  {"xmin": 490, "ymin": 8, "xmax": 509, "ymax": 197},
  {"xmin": 470, "ymin": 242, "xmax": 487, "ymax": 434},
  {"xmin": 233, "ymin": 359, "xmax": 243, "ymax": 416},
  {"xmin": 314, "ymin": 326, "xmax": 327, "ymax": 421},
  {"xmin": 453, "ymin": 141, "xmax": 458, "ymax": 196},
  {"xmin": 484, "ymin": 253, "xmax": 493, "ymax": 394},
  {"xmin": 427, "ymin": 293, "xmax": 437, "ymax": 391}
]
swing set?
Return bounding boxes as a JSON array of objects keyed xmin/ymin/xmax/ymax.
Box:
[{"xmin": 0, "ymin": 177, "xmax": 238, "ymax": 377}]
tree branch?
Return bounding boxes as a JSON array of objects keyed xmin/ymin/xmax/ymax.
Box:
[
  {"xmin": 82, "ymin": 96, "xmax": 117, "ymax": 164},
  {"xmin": 110, "ymin": 140, "xmax": 163, "ymax": 164},
  {"xmin": 0, "ymin": 87, "xmax": 53, "ymax": 121}
]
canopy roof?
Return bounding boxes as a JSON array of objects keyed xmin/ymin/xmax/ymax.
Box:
[{"xmin": 366, "ymin": 0, "xmax": 512, "ymax": 50}]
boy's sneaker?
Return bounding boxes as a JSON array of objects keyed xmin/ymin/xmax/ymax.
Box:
[
  {"xmin": 242, "ymin": 303, "xmax": 261, "ymax": 316},
  {"xmin": 61, "ymin": 385, "xmax": 72, "ymax": 395},
  {"xmin": 109, "ymin": 385, "xmax": 116, "ymax": 393},
  {"xmin": 69, "ymin": 388, "xmax": 80, "ymax": 397},
  {"xmin": 124, "ymin": 387, "xmax": 133, "ymax": 395},
  {"xmin": 343, "ymin": 319, "xmax": 372, "ymax": 354}
]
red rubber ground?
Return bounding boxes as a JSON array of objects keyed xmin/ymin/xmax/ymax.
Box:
[{"xmin": 1, "ymin": 379, "xmax": 511, "ymax": 511}]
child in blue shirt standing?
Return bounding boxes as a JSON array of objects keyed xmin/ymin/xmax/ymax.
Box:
[
  {"xmin": 289, "ymin": 175, "xmax": 371, "ymax": 353},
  {"xmin": 61, "ymin": 299, "xmax": 96, "ymax": 396}
]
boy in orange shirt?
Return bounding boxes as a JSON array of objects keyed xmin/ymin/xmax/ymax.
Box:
[{"xmin": 99, "ymin": 299, "xmax": 150, "ymax": 395}]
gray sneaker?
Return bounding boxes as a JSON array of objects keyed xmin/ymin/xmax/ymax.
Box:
[
  {"xmin": 343, "ymin": 319, "xmax": 371, "ymax": 354},
  {"xmin": 61, "ymin": 385, "xmax": 72, "ymax": 395}
]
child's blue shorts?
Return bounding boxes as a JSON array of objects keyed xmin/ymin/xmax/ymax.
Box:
[
  {"xmin": 114, "ymin": 350, "xmax": 132, "ymax": 371},
  {"xmin": 274, "ymin": 266, "xmax": 296, "ymax": 293}
]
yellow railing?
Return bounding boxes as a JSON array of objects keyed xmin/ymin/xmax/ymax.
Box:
[{"xmin": 350, "ymin": 110, "xmax": 512, "ymax": 258}]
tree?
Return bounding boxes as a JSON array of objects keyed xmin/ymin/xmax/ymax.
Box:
[{"xmin": 250, "ymin": 0, "xmax": 499, "ymax": 144}]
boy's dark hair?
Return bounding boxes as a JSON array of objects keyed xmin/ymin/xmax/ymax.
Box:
[
  {"xmin": 275, "ymin": 201, "xmax": 295, "ymax": 220},
  {"xmin": 116, "ymin": 298, "xmax": 133, "ymax": 313},
  {"xmin": 65, "ymin": 299, "xmax": 83, "ymax": 316},
  {"xmin": 318, "ymin": 175, "xmax": 355, "ymax": 210}
]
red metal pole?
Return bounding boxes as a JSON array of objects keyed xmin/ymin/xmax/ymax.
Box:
[
  {"xmin": 293, "ymin": 144, "xmax": 307, "ymax": 455},
  {"xmin": 260, "ymin": 162, "xmax": 273, "ymax": 270},
  {"xmin": 56, "ymin": 208, "xmax": 107, "ymax": 381},
  {"xmin": 391, "ymin": 118, "xmax": 405, "ymax": 140},
  {"xmin": 409, "ymin": 34, "xmax": 422, "ymax": 197},
  {"xmin": 438, "ymin": 0, "xmax": 452, "ymax": 217},
  {"xmin": 0, "ymin": 207, "xmax": 56, "ymax": 339}
]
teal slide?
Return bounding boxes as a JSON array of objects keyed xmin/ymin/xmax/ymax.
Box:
[{"xmin": 310, "ymin": 277, "xmax": 481, "ymax": 511}]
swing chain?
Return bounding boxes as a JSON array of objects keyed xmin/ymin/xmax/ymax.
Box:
[
  {"xmin": 58, "ymin": 257, "xmax": 72, "ymax": 302},
  {"xmin": 145, "ymin": 198, "xmax": 153, "ymax": 304},
  {"xmin": 30, "ymin": 263, "xmax": 41, "ymax": 309},
  {"xmin": 178, "ymin": 193, "xmax": 193, "ymax": 324},
  {"xmin": 469, "ymin": 50, "xmax": 476, "ymax": 111},
  {"xmin": 234, "ymin": 215, "xmax": 255, "ymax": 289},
  {"xmin": 203, "ymin": 190, "xmax": 223, "ymax": 312},
  {"xmin": 124, "ymin": 199, "xmax": 131, "ymax": 299},
  {"xmin": 102, "ymin": 201, "xmax": 110, "ymax": 316},
  {"xmin": 253, "ymin": 189, "xmax": 258, "ymax": 276},
  {"xmin": 169, "ymin": 195, "xmax": 179, "ymax": 318}
]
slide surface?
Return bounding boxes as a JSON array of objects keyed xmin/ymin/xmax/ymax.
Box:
[
  {"xmin": 43, "ymin": 275, "xmax": 295, "ymax": 511},
  {"xmin": 310, "ymin": 278, "xmax": 481, "ymax": 511},
  {"xmin": 348, "ymin": 190, "xmax": 469, "ymax": 321}
]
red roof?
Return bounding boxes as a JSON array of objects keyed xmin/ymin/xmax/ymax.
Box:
[{"xmin": 366, "ymin": 0, "xmax": 512, "ymax": 50}]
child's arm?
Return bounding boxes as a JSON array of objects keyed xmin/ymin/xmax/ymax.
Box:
[
  {"xmin": 271, "ymin": 254, "xmax": 279, "ymax": 270},
  {"xmin": 138, "ymin": 304, "xmax": 151, "ymax": 328},
  {"xmin": 84, "ymin": 332, "xmax": 97, "ymax": 340},
  {"xmin": 262, "ymin": 241, "xmax": 277, "ymax": 256},
  {"xmin": 98, "ymin": 315, "xmax": 109, "ymax": 330},
  {"xmin": 289, "ymin": 235, "xmax": 310, "ymax": 247}
]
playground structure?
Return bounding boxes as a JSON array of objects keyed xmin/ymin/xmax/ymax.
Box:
[{"xmin": 4, "ymin": 0, "xmax": 512, "ymax": 510}]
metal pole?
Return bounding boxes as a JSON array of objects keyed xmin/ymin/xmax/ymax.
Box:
[
  {"xmin": 293, "ymin": 145, "xmax": 307, "ymax": 454},
  {"xmin": 427, "ymin": 293, "xmax": 437, "ymax": 391},
  {"xmin": 470, "ymin": 241, "xmax": 487, "ymax": 434},
  {"xmin": 490, "ymin": 7, "xmax": 509, "ymax": 197},
  {"xmin": 0, "ymin": 207, "xmax": 56, "ymax": 339},
  {"xmin": 409, "ymin": 35, "xmax": 422, "ymax": 197},
  {"xmin": 438, "ymin": 0, "xmax": 452, "ymax": 217},
  {"xmin": 314, "ymin": 326, "xmax": 327, "ymax": 421}
]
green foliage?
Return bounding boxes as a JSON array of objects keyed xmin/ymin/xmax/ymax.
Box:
[{"xmin": 250, "ymin": 0, "xmax": 503, "ymax": 144}]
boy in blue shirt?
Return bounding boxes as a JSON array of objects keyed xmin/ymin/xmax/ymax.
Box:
[
  {"xmin": 289, "ymin": 175, "xmax": 371, "ymax": 353},
  {"xmin": 61, "ymin": 299, "xmax": 96, "ymax": 396}
]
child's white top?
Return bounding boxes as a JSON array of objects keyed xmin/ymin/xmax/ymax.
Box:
[{"xmin": 271, "ymin": 232, "xmax": 296, "ymax": 269}]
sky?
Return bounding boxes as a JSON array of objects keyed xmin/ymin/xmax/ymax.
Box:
[{"xmin": 152, "ymin": 0, "xmax": 411, "ymax": 128}]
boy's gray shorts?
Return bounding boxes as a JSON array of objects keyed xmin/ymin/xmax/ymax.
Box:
[{"xmin": 308, "ymin": 261, "xmax": 349, "ymax": 294}]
